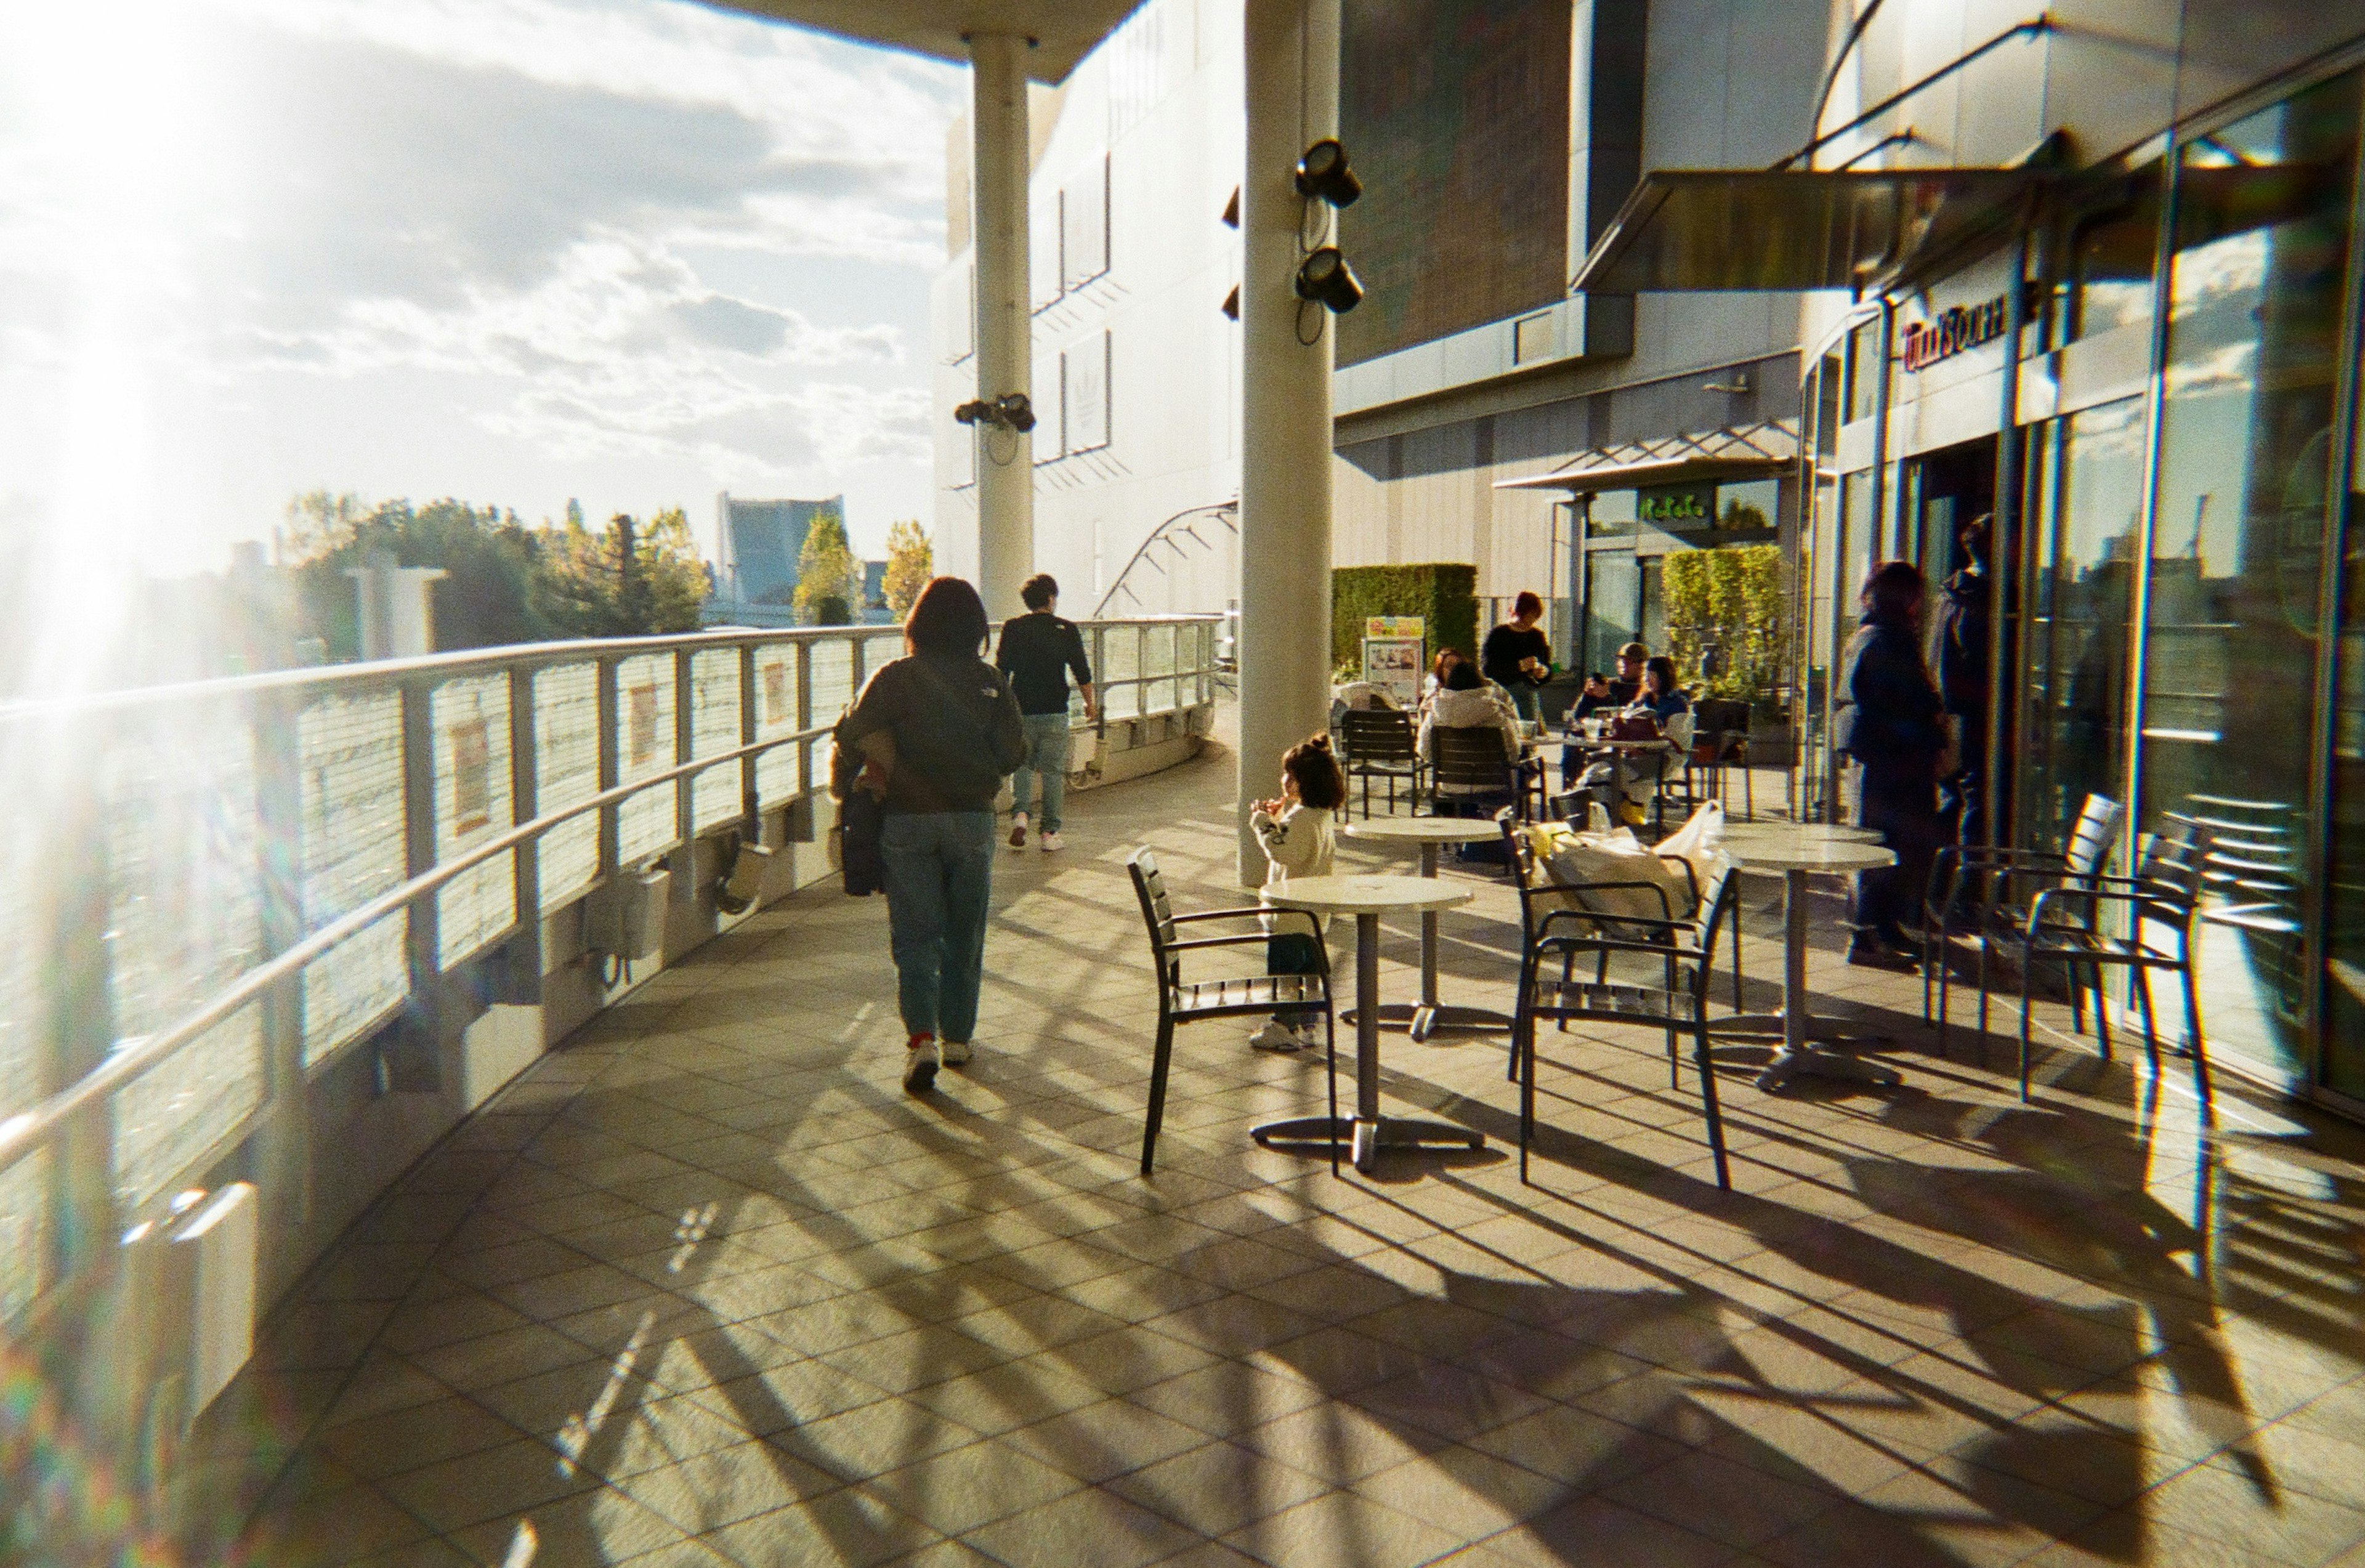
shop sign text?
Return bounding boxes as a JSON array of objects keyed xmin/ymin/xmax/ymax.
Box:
[{"xmin": 1901, "ymin": 293, "xmax": 2010, "ymax": 372}]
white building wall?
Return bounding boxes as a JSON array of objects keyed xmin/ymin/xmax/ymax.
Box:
[{"xmin": 932, "ymin": 0, "xmax": 1245, "ymax": 616}]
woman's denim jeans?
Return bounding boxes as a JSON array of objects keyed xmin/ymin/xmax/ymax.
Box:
[{"xmin": 881, "ymin": 810, "xmax": 996, "ymax": 1041}]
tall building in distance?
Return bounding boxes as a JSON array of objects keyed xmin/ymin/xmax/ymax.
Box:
[{"xmin": 712, "ymin": 493, "xmax": 846, "ymax": 613}]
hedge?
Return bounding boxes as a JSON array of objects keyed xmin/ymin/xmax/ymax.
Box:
[{"xmin": 1331, "ymin": 563, "xmax": 1478, "ymax": 679}]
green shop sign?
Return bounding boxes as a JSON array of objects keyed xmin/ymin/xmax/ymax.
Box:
[{"xmin": 1636, "ymin": 484, "xmax": 1715, "ymax": 527}]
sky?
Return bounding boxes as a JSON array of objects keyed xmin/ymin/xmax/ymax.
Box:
[{"xmin": 0, "ymin": 0, "xmax": 963, "ymax": 576}]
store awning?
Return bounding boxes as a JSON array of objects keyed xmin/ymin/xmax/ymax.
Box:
[
  {"xmin": 1571, "ymin": 167, "xmax": 2051, "ymax": 294},
  {"xmin": 1495, "ymin": 421, "xmax": 1800, "ymax": 495},
  {"xmin": 696, "ymin": 1, "xmax": 1141, "ymax": 82}
]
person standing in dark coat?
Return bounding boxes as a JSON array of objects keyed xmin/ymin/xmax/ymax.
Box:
[
  {"xmin": 1481, "ymin": 592, "xmax": 1553, "ymax": 722},
  {"xmin": 1934, "ymin": 515, "xmax": 1992, "ymax": 847},
  {"xmin": 1833, "ymin": 560, "xmax": 1947, "ymax": 968}
]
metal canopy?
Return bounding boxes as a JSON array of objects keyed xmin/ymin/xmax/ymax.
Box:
[
  {"xmin": 694, "ymin": 0, "xmax": 1143, "ymax": 83},
  {"xmin": 1571, "ymin": 168, "xmax": 2048, "ymax": 294},
  {"xmin": 1494, "ymin": 421, "xmax": 1800, "ymax": 495}
]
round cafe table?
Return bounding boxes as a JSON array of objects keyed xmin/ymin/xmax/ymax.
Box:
[
  {"xmin": 1341, "ymin": 818, "xmax": 1510, "ymax": 1040},
  {"xmin": 1254, "ymin": 873, "xmax": 1482, "ymax": 1174},
  {"xmin": 1721, "ymin": 821, "xmax": 1882, "ymax": 844},
  {"xmin": 1716, "ymin": 827, "xmax": 1905, "ymax": 1093}
]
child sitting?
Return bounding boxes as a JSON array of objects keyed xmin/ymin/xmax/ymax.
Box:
[{"xmin": 1246, "ymin": 732, "xmax": 1345, "ymax": 1051}]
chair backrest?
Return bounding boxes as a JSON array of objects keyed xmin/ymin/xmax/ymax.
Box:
[
  {"xmin": 1341, "ymin": 706, "xmax": 1416, "ymax": 763},
  {"xmin": 1434, "ymin": 724, "xmax": 1515, "ymax": 790},
  {"xmin": 2133, "ymin": 814, "xmax": 2212, "ymax": 914},
  {"xmin": 1126, "ymin": 849, "xmax": 1179, "ymax": 968},
  {"xmin": 2064, "ymin": 793, "xmax": 2125, "ymax": 879},
  {"xmin": 1684, "ymin": 857, "xmax": 1741, "ymax": 982}
]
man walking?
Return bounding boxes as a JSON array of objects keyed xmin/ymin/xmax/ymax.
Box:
[{"xmin": 995, "ymin": 573, "xmax": 1096, "ymax": 852}]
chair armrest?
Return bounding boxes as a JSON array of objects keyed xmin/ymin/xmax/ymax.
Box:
[
  {"xmin": 1526, "ymin": 880, "xmax": 1676, "ymax": 924},
  {"xmin": 1168, "ymin": 907, "xmax": 1274, "ymax": 924},
  {"xmin": 1534, "ymin": 934, "xmax": 1703, "ymax": 963},
  {"xmin": 1537, "ymin": 903, "xmax": 1684, "ymax": 936},
  {"xmin": 1166, "ymin": 933, "xmax": 1281, "ymax": 954}
]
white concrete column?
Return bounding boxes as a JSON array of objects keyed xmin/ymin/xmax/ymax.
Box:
[
  {"xmin": 1236, "ymin": 0, "xmax": 1340, "ymax": 884},
  {"xmin": 968, "ymin": 32, "xmax": 1034, "ymax": 621}
]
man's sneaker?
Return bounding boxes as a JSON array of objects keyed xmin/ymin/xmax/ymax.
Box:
[
  {"xmin": 1248, "ymin": 1020, "xmax": 1304, "ymax": 1051},
  {"xmin": 1291, "ymin": 1022, "xmax": 1325, "ymax": 1050},
  {"xmin": 1039, "ymin": 831, "xmax": 1064, "ymax": 854},
  {"xmin": 902, "ymin": 1033, "xmax": 940, "ymax": 1094},
  {"xmin": 939, "ymin": 1038, "xmax": 972, "ymax": 1067},
  {"xmin": 1846, "ymin": 945, "xmax": 1918, "ymax": 972},
  {"xmin": 1008, "ymin": 813, "xmax": 1028, "ymax": 851}
]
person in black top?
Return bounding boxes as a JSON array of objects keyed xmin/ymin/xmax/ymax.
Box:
[
  {"xmin": 1934, "ymin": 514, "xmax": 1992, "ymax": 849},
  {"xmin": 836, "ymin": 576, "xmax": 1027, "ymax": 1089},
  {"xmin": 994, "ymin": 573, "xmax": 1096, "ymax": 853},
  {"xmin": 1481, "ymin": 591, "xmax": 1553, "ymax": 722},
  {"xmin": 1833, "ymin": 560, "xmax": 1947, "ymax": 968},
  {"xmin": 1609, "ymin": 642, "xmax": 1647, "ymax": 705}
]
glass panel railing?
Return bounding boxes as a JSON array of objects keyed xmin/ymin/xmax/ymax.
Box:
[
  {"xmin": 533, "ymin": 662, "xmax": 600, "ymax": 910},
  {"xmin": 296, "ymin": 689, "xmax": 407, "ymax": 1067},
  {"xmin": 689, "ymin": 648, "xmax": 742, "ymax": 833},
  {"xmin": 614, "ymin": 651, "xmax": 679, "ymax": 867},
  {"xmin": 432, "ymin": 673, "xmax": 515, "ymax": 969}
]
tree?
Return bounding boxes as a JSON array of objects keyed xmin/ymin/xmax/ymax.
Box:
[
  {"xmin": 538, "ymin": 508, "xmax": 706, "ymax": 638},
  {"xmin": 881, "ymin": 519, "xmax": 932, "ymax": 615},
  {"xmin": 793, "ymin": 504, "xmax": 859, "ymax": 624},
  {"xmin": 288, "ymin": 496, "xmax": 549, "ymax": 657}
]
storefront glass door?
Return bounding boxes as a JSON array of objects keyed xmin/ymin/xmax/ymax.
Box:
[
  {"xmin": 2019, "ymin": 397, "xmax": 2146, "ymax": 855},
  {"xmin": 2324, "ymin": 296, "xmax": 2365, "ymax": 1102},
  {"xmin": 2141, "ymin": 70, "xmax": 2361, "ymax": 1082}
]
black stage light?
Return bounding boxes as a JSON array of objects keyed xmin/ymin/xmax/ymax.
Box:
[
  {"xmin": 993, "ymin": 392, "xmax": 1037, "ymax": 434},
  {"xmin": 1293, "ymin": 247, "xmax": 1363, "ymax": 313},
  {"xmin": 1294, "ymin": 139, "xmax": 1361, "ymax": 208}
]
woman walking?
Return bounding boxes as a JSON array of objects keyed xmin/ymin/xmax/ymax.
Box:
[
  {"xmin": 1833, "ymin": 560, "xmax": 1947, "ymax": 968},
  {"xmin": 836, "ymin": 577, "xmax": 1027, "ymax": 1092}
]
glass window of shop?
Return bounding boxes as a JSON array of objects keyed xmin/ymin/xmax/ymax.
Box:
[
  {"xmin": 2018, "ymin": 395, "xmax": 2146, "ymax": 855},
  {"xmin": 2329, "ymin": 358, "xmax": 2365, "ymax": 1101},
  {"xmin": 2142, "ymin": 69, "xmax": 2360, "ymax": 1081},
  {"xmin": 2054, "ymin": 167, "xmax": 2165, "ymax": 349}
]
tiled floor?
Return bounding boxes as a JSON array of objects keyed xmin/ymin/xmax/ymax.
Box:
[{"xmin": 197, "ymin": 730, "xmax": 2365, "ymax": 1567}]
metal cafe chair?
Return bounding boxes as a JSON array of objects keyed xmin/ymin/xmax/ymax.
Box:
[
  {"xmin": 1921, "ymin": 792, "xmax": 2124, "ymax": 1054},
  {"xmin": 1340, "ymin": 708, "xmax": 1422, "ymax": 818},
  {"xmin": 1431, "ymin": 723, "xmax": 1525, "ymax": 819},
  {"xmin": 1509, "ymin": 851, "xmax": 1740, "ymax": 1190},
  {"xmin": 1690, "ymin": 697, "xmax": 1757, "ymax": 820},
  {"xmin": 2013, "ymin": 814, "xmax": 2210, "ymax": 1103},
  {"xmin": 1499, "ymin": 809, "xmax": 1742, "ymax": 1078},
  {"xmin": 1126, "ymin": 849, "xmax": 1340, "ymax": 1174}
]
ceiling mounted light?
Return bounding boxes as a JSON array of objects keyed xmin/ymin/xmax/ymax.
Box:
[
  {"xmin": 1294, "ymin": 247, "xmax": 1363, "ymax": 313},
  {"xmin": 1294, "ymin": 139, "xmax": 1362, "ymax": 208}
]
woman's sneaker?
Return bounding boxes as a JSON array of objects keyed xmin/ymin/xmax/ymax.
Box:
[
  {"xmin": 1248, "ymin": 1020, "xmax": 1304, "ymax": 1051},
  {"xmin": 939, "ymin": 1038, "xmax": 972, "ymax": 1067},
  {"xmin": 903, "ymin": 1033, "xmax": 940, "ymax": 1093}
]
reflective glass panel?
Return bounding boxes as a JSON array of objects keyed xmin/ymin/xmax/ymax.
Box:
[
  {"xmin": 2142, "ymin": 72, "xmax": 2359, "ymax": 1080},
  {"xmin": 2018, "ymin": 397, "xmax": 2145, "ymax": 855}
]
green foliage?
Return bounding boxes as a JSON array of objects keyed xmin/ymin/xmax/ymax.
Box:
[
  {"xmin": 288, "ymin": 491, "xmax": 708, "ymax": 655},
  {"xmin": 1330, "ymin": 562, "xmax": 1478, "ymax": 677},
  {"xmin": 794, "ymin": 503, "xmax": 859, "ymax": 624},
  {"xmin": 289, "ymin": 493, "xmax": 549, "ymax": 658},
  {"xmin": 1662, "ymin": 544, "xmax": 1784, "ymax": 703},
  {"xmin": 882, "ymin": 519, "xmax": 932, "ymax": 615},
  {"xmin": 538, "ymin": 507, "xmax": 708, "ymax": 639},
  {"xmin": 810, "ymin": 594, "xmax": 854, "ymax": 626}
]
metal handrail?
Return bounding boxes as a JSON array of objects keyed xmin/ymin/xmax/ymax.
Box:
[
  {"xmin": 0, "ymin": 613, "xmax": 1224, "ymax": 1187},
  {"xmin": 0, "ymin": 730, "xmax": 802, "ymax": 1179}
]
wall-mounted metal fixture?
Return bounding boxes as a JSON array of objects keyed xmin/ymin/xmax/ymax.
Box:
[{"xmin": 1294, "ymin": 247, "xmax": 1363, "ymax": 313}]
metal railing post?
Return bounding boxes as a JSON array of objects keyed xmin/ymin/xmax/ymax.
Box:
[
  {"xmin": 387, "ymin": 677, "xmax": 442, "ymax": 1093},
  {"xmin": 738, "ymin": 641, "xmax": 759, "ymax": 826},
  {"xmin": 251, "ymin": 687, "xmax": 310, "ymax": 1231},
  {"xmin": 596, "ymin": 658, "xmax": 620, "ymax": 880},
  {"xmin": 796, "ymin": 639, "xmax": 815, "ymax": 798},
  {"xmin": 674, "ymin": 649, "xmax": 696, "ymax": 851}
]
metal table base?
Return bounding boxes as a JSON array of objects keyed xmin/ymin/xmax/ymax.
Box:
[
  {"xmin": 1712, "ymin": 866, "xmax": 1902, "ymax": 1094},
  {"xmin": 1253, "ymin": 910, "xmax": 1489, "ymax": 1174},
  {"xmin": 1338, "ymin": 843, "xmax": 1514, "ymax": 1042}
]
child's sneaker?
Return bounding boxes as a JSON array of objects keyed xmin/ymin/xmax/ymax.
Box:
[
  {"xmin": 939, "ymin": 1038, "xmax": 972, "ymax": 1066},
  {"xmin": 902, "ymin": 1033, "xmax": 939, "ymax": 1093},
  {"xmin": 1248, "ymin": 1020, "xmax": 1304, "ymax": 1051},
  {"xmin": 1008, "ymin": 813, "xmax": 1029, "ymax": 851},
  {"xmin": 1039, "ymin": 831, "xmax": 1064, "ymax": 853}
]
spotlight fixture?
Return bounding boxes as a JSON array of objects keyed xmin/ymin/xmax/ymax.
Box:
[
  {"xmin": 953, "ymin": 393, "xmax": 1037, "ymax": 433},
  {"xmin": 1293, "ymin": 139, "xmax": 1362, "ymax": 208},
  {"xmin": 1293, "ymin": 247, "xmax": 1363, "ymax": 313}
]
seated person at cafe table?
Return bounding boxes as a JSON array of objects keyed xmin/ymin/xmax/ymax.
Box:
[
  {"xmin": 1607, "ymin": 641, "xmax": 1647, "ymax": 705},
  {"xmin": 1572, "ymin": 655, "xmax": 1692, "ymax": 827},
  {"xmin": 1481, "ymin": 592, "xmax": 1554, "ymax": 722},
  {"xmin": 1417, "ymin": 659, "xmax": 1522, "ymax": 844},
  {"xmin": 1557, "ymin": 671, "xmax": 1620, "ymax": 791}
]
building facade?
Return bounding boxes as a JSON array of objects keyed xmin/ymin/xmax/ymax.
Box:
[
  {"xmin": 711, "ymin": 493, "xmax": 845, "ymax": 612},
  {"xmin": 931, "ymin": 0, "xmax": 1245, "ymax": 618},
  {"xmin": 1727, "ymin": 4, "xmax": 2365, "ymax": 1114}
]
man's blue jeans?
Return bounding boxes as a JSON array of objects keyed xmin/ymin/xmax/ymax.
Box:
[
  {"xmin": 881, "ymin": 811, "xmax": 995, "ymax": 1041},
  {"xmin": 1010, "ymin": 713, "xmax": 1074, "ymax": 834}
]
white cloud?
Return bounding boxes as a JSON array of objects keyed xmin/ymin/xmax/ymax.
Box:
[{"xmin": 0, "ymin": 0, "xmax": 963, "ymax": 575}]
